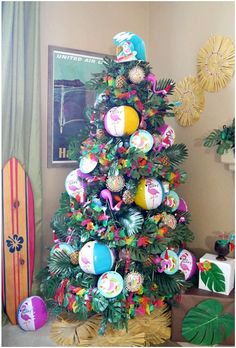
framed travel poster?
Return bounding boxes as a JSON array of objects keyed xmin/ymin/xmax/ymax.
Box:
[{"xmin": 47, "ymin": 45, "xmax": 109, "ymax": 167}]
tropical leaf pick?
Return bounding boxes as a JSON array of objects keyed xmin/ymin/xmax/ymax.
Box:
[
  {"xmin": 182, "ymin": 299, "xmax": 234, "ymax": 346},
  {"xmin": 200, "ymin": 262, "xmax": 225, "ymax": 292}
]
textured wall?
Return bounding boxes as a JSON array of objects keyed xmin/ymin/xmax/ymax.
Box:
[{"xmin": 148, "ymin": 1, "xmax": 235, "ymax": 257}]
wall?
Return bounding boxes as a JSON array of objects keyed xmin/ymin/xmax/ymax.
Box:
[
  {"xmin": 40, "ymin": 1, "xmax": 149, "ymax": 264},
  {"xmin": 148, "ymin": 1, "xmax": 235, "ymax": 257}
]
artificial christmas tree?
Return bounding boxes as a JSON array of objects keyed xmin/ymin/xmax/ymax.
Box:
[{"xmin": 40, "ymin": 32, "xmax": 195, "ymax": 342}]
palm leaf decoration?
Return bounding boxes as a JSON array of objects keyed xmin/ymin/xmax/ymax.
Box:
[
  {"xmin": 119, "ymin": 207, "xmax": 144, "ymax": 236},
  {"xmin": 162, "ymin": 144, "xmax": 188, "ymax": 166},
  {"xmin": 155, "ymin": 271, "xmax": 192, "ymax": 296},
  {"xmin": 134, "ymin": 303, "xmax": 171, "ymax": 345},
  {"xmin": 182, "ymin": 299, "xmax": 234, "ymax": 346},
  {"xmin": 50, "ymin": 313, "xmax": 101, "ymax": 346},
  {"xmin": 156, "ymin": 78, "xmax": 175, "ymax": 95},
  {"xmin": 203, "ymin": 129, "xmax": 222, "ymax": 148},
  {"xmin": 48, "ymin": 249, "xmax": 73, "ymax": 277},
  {"xmin": 200, "ymin": 263, "xmax": 225, "ymax": 292},
  {"xmin": 50, "ymin": 304, "xmax": 171, "ymax": 347}
]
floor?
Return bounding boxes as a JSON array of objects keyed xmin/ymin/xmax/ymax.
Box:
[{"xmin": 2, "ymin": 319, "xmax": 195, "ymax": 347}]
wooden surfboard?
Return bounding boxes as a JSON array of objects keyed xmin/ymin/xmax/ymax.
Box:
[{"xmin": 2, "ymin": 157, "xmax": 35, "ymax": 324}]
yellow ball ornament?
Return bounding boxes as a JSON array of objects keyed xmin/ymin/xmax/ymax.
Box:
[
  {"xmin": 104, "ymin": 106, "xmax": 139, "ymax": 137},
  {"xmin": 134, "ymin": 178, "xmax": 164, "ymax": 210}
]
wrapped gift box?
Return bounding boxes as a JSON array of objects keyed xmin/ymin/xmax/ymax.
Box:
[
  {"xmin": 198, "ymin": 253, "xmax": 235, "ymax": 295},
  {"xmin": 171, "ymin": 287, "xmax": 235, "ymax": 346}
]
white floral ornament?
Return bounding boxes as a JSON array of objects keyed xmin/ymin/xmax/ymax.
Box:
[
  {"xmin": 172, "ymin": 76, "xmax": 205, "ymax": 127},
  {"xmin": 197, "ymin": 36, "xmax": 235, "ymax": 92},
  {"xmin": 125, "ymin": 271, "xmax": 143, "ymax": 292}
]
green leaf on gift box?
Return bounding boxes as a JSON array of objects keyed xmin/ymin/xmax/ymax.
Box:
[
  {"xmin": 182, "ymin": 299, "xmax": 234, "ymax": 346},
  {"xmin": 200, "ymin": 262, "xmax": 225, "ymax": 292}
]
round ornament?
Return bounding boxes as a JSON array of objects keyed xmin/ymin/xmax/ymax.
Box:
[
  {"xmin": 129, "ymin": 130, "xmax": 154, "ymax": 153},
  {"xmin": 104, "ymin": 106, "xmax": 139, "ymax": 137},
  {"xmin": 50, "ymin": 243, "xmax": 75, "ymax": 257},
  {"xmin": 97, "ymin": 271, "xmax": 123, "ymax": 298},
  {"xmin": 122, "ymin": 190, "xmax": 135, "ymax": 204},
  {"xmin": 160, "ymin": 250, "xmax": 179, "ymax": 275},
  {"xmin": 134, "ymin": 178, "xmax": 164, "ymax": 210},
  {"xmin": 128, "ymin": 66, "xmax": 145, "ymax": 84},
  {"xmin": 177, "ymin": 198, "xmax": 188, "ymax": 212},
  {"xmin": 79, "ymin": 241, "xmax": 115, "ymax": 275},
  {"xmin": 65, "ymin": 169, "xmax": 86, "ymax": 203},
  {"xmin": 163, "ymin": 190, "xmax": 180, "ymax": 212},
  {"xmin": 17, "ymin": 296, "xmax": 48, "ymax": 331},
  {"xmin": 178, "ymin": 249, "xmax": 197, "ymax": 280},
  {"xmin": 157, "ymin": 124, "xmax": 176, "ymax": 150},
  {"xmin": 162, "ymin": 213, "xmax": 177, "ymax": 230},
  {"xmin": 79, "ymin": 154, "xmax": 98, "ymax": 174},
  {"xmin": 106, "ymin": 175, "xmax": 125, "ymax": 192},
  {"xmin": 125, "ymin": 272, "xmax": 143, "ymax": 292}
]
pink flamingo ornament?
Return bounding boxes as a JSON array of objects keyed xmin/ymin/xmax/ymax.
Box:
[
  {"xmin": 146, "ymin": 73, "xmax": 173, "ymax": 95},
  {"xmin": 146, "ymin": 179, "xmax": 160, "ymax": 209},
  {"xmin": 100, "ymin": 189, "xmax": 123, "ymax": 211}
]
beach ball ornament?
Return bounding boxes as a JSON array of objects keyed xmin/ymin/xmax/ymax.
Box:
[
  {"xmin": 17, "ymin": 296, "xmax": 48, "ymax": 331},
  {"xmin": 177, "ymin": 198, "xmax": 188, "ymax": 212},
  {"xmin": 156, "ymin": 124, "xmax": 176, "ymax": 151},
  {"xmin": 159, "ymin": 250, "xmax": 179, "ymax": 275},
  {"xmin": 129, "ymin": 130, "xmax": 154, "ymax": 153},
  {"xmin": 113, "ymin": 31, "xmax": 146, "ymax": 63},
  {"xmin": 104, "ymin": 106, "xmax": 139, "ymax": 137},
  {"xmin": 97, "ymin": 271, "xmax": 124, "ymax": 298},
  {"xmin": 134, "ymin": 178, "xmax": 164, "ymax": 210},
  {"xmin": 65, "ymin": 169, "xmax": 86, "ymax": 203},
  {"xmin": 79, "ymin": 241, "xmax": 115, "ymax": 275},
  {"xmin": 178, "ymin": 249, "xmax": 197, "ymax": 280},
  {"xmin": 79, "ymin": 154, "xmax": 98, "ymax": 174},
  {"xmin": 163, "ymin": 190, "xmax": 180, "ymax": 212}
]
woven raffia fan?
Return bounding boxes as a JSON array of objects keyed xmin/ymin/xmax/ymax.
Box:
[
  {"xmin": 172, "ymin": 76, "xmax": 205, "ymax": 127},
  {"xmin": 50, "ymin": 304, "xmax": 171, "ymax": 346},
  {"xmin": 197, "ymin": 35, "xmax": 235, "ymax": 92}
]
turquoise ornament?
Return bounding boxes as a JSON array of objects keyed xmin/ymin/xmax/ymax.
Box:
[
  {"xmin": 98, "ymin": 271, "xmax": 124, "ymax": 298},
  {"xmin": 79, "ymin": 241, "xmax": 115, "ymax": 275}
]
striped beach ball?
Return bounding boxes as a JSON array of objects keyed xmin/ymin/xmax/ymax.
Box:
[
  {"xmin": 104, "ymin": 106, "xmax": 139, "ymax": 137},
  {"xmin": 134, "ymin": 178, "xmax": 164, "ymax": 210},
  {"xmin": 17, "ymin": 296, "xmax": 48, "ymax": 331},
  {"xmin": 79, "ymin": 241, "xmax": 115, "ymax": 275}
]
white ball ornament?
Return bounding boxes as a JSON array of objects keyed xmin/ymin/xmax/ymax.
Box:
[
  {"xmin": 17, "ymin": 296, "xmax": 48, "ymax": 331},
  {"xmin": 128, "ymin": 66, "xmax": 145, "ymax": 84}
]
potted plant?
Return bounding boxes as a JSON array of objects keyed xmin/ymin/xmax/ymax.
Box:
[{"xmin": 204, "ymin": 118, "xmax": 235, "ymax": 170}]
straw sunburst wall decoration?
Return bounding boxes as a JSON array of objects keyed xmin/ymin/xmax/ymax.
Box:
[
  {"xmin": 197, "ymin": 35, "xmax": 235, "ymax": 92},
  {"xmin": 172, "ymin": 76, "xmax": 205, "ymax": 127}
]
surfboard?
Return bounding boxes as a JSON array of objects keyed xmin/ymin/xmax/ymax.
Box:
[{"xmin": 2, "ymin": 157, "xmax": 35, "ymax": 324}]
